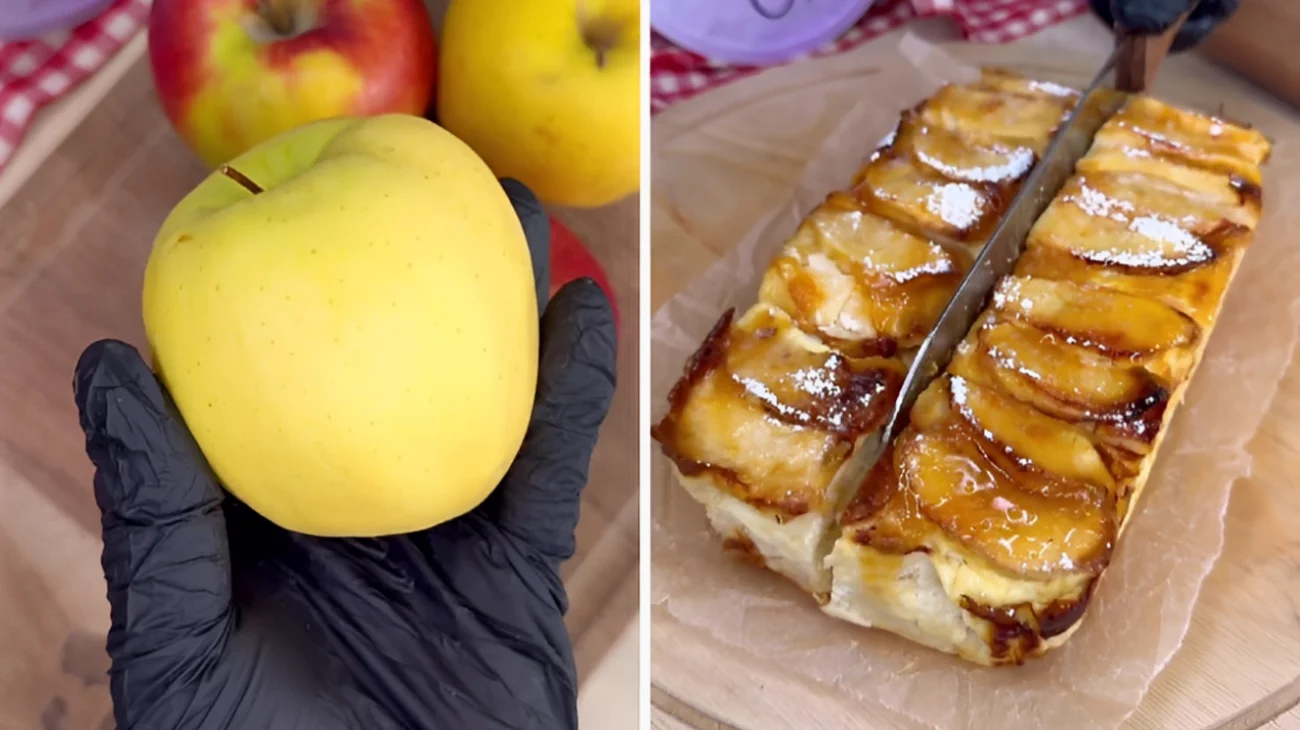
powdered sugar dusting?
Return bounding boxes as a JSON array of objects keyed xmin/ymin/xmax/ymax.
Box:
[
  {"xmin": 1072, "ymin": 183, "xmax": 1135, "ymax": 222},
  {"xmin": 925, "ymin": 183, "xmax": 986, "ymax": 230},
  {"xmin": 1078, "ymin": 216, "xmax": 1213, "ymax": 269},
  {"xmin": 916, "ymin": 145, "xmax": 1034, "ymax": 184}
]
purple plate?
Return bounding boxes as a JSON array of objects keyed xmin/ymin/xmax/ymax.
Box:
[
  {"xmin": 0, "ymin": 0, "xmax": 115, "ymax": 42},
  {"xmin": 652, "ymin": 0, "xmax": 877, "ymax": 67}
]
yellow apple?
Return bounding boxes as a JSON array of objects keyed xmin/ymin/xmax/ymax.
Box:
[
  {"xmin": 142, "ymin": 114, "xmax": 539, "ymax": 537},
  {"xmin": 436, "ymin": 0, "xmax": 640, "ymax": 208}
]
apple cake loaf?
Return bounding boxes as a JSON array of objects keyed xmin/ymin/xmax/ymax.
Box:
[
  {"xmin": 824, "ymin": 94, "xmax": 1271, "ymax": 665},
  {"xmin": 651, "ymin": 70, "xmax": 1080, "ymax": 599}
]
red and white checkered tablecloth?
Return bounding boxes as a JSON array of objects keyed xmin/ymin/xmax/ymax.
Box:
[
  {"xmin": 0, "ymin": 0, "xmax": 150, "ymax": 174},
  {"xmin": 651, "ymin": 0, "xmax": 1090, "ymax": 113}
]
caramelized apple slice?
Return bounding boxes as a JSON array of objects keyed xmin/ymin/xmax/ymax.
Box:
[
  {"xmin": 759, "ymin": 194, "xmax": 967, "ymax": 347},
  {"xmin": 975, "ymin": 68, "xmax": 1078, "ymax": 101},
  {"xmin": 1094, "ymin": 124, "xmax": 1262, "ymax": 194},
  {"xmin": 804, "ymin": 195, "xmax": 957, "ymax": 274},
  {"xmin": 854, "ymin": 154, "xmax": 996, "ymax": 241},
  {"xmin": 652, "ymin": 306, "xmax": 902, "ymax": 516},
  {"xmin": 946, "ymin": 375, "xmax": 1115, "ymax": 493},
  {"xmin": 1065, "ymin": 172, "xmax": 1256, "ymax": 235},
  {"xmin": 1026, "ymin": 189, "xmax": 1230, "ymax": 276},
  {"xmin": 1123, "ymin": 97, "xmax": 1270, "ymax": 162},
  {"xmin": 1099, "ymin": 97, "xmax": 1271, "ymax": 181},
  {"xmin": 919, "ymin": 84, "xmax": 1071, "ymax": 150},
  {"xmin": 838, "ymin": 444, "xmax": 933, "ymax": 555},
  {"xmin": 976, "ymin": 321, "xmax": 1166, "ymax": 423},
  {"xmin": 761, "ymin": 255, "xmax": 866, "ymax": 342},
  {"xmin": 723, "ymin": 305, "xmax": 904, "ymax": 437},
  {"xmin": 907, "ymin": 376, "xmax": 954, "ymax": 431},
  {"xmin": 1013, "ymin": 243, "xmax": 1234, "ymax": 328},
  {"xmin": 1075, "ymin": 149, "xmax": 1261, "ymax": 219},
  {"xmin": 992, "ymin": 275, "xmax": 1198, "ymax": 356},
  {"xmin": 897, "ymin": 429, "xmax": 1114, "ymax": 577},
  {"xmin": 891, "ymin": 112, "xmax": 1036, "ymax": 185},
  {"xmin": 651, "ymin": 310, "xmax": 854, "ymax": 516},
  {"xmin": 665, "ymin": 371, "xmax": 855, "ymax": 516}
]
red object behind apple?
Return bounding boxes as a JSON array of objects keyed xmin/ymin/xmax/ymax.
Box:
[{"xmin": 549, "ymin": 216, "xmax": 620, "ymax": 339}]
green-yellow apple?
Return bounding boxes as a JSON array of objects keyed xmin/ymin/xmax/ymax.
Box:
[
  {"xmin": 142, "ymin": 114, "xmax": 538, "ymax": 537},
  {"xmin": 437, "ymin": 0, "xmax": 640, "ymax": 208},
  {"xmin": 148, "ymin": 0, "xmax": 438, "ymax": 169}
]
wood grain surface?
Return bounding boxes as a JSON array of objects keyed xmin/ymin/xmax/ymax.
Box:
[
  {"xmin": 650, "ymin": 17, "xmax": 1300, "ymax": 730},
  {"xmin": 0, "ymin": 15, "xmax": 639, "ymax": 730}
]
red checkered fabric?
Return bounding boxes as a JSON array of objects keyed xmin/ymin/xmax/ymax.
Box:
[
  {"xmin": 0, "ymin": 0, "xmax": 149, "ymax": 174},
  {"xmin": 651, "ymin": 0, "xmax": 1089, "ymax": 113}
]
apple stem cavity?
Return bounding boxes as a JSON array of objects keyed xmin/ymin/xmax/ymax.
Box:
[
  {"xmin": 252, "ymin": 0, "xmax": 309, "ymax": 40},
  {"xmin": 259, "ymin": 0, "xmax": 292, "ymax": 36},
  {"xmin": 220, "ymin": 165, "xmax": 264, "ymax": 196},
  {"xmin": 578, "ymin": 13, "xmax": 620, "ymax": 70}
]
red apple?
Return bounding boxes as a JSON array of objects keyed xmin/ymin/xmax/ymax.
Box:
[
  {"xmin": 549, "ymin": 216, "xmax": 620, "ymax": 339},
  {"xmin": 148, "ymin": 0, "xmax": 438, "ymax": 169}
]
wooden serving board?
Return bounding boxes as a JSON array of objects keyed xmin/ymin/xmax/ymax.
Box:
[
  {"xmin": 651, "ymin": 17, "xmax": 1300, "ymax": 730},
  {"xmin": 1200, "ymin": 0, "xmax": 1300, "ymax": 110},
  {"xmin": 0, "ymin": 15, "xmax": 639, "ymax": 730}
]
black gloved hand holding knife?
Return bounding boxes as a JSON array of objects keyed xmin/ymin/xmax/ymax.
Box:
[{"xmin": 1091, "ymin": 0, "xmax": 1237, "ymax": 53}]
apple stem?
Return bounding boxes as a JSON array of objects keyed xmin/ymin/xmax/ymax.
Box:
[{"xmin": 220, "ymin": 165, "xmax": 264, "ymax": 196}]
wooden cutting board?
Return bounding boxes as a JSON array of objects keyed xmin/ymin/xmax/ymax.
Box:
[
  {"xmin": 0, "ymin": 14, "xmax": 638, "ymax": 730},
  {"xmin": 650, "ymin": 17, "xmax": 1300, "ymax": 730},
  {"xmin": 1200, "ymin": 0, "xmax": 1300, "ymax": 110}
]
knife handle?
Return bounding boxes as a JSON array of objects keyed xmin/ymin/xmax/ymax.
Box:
[{"xmin": 1114, "ymin": 8, "xmax": 1194, "ymax": 92}]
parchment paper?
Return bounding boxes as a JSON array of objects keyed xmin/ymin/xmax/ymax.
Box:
[{"xmin": 650, "ymin": 35, "xmax": 1300, "ymax": 730}]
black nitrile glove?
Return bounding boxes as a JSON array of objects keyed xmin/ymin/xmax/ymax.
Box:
[
  {"xmin": 73, "ymin": 179, "xmax": 617, "ymax": 730},
  {"xmin": 1090, "ymin": 0, "xmax": 1239, "ymax": 51}
]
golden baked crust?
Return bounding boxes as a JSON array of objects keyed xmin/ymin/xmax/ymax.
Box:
[
  {"xmin": 653, "ymin": 303, "xmax": 905, "ymax": 520},
  {"xmin": 653, "ymin": 72, "xmax": 1077, "ymax": 600},
  {"xmin": 917, "ymin": 75, "xmax": 1076, "ymax": 153},
  {"xmin": 650, "ymin": 303, "xmax": 905, "ymax": 595},
  {"xmin": 827, "ymin": 94, "xmax": 1271, "ymax": 666}
]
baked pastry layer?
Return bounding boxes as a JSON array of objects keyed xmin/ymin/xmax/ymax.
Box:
[
  {"xmin": 654, "ymin": 71, "xmax": 1077, "ymax": 601},
  {"xmin": 826, "ymin": 93, "xmax": 1271, "ymax": 665},
  {"xmin": 651, "ymin": 302, "xmax": 905, "ymax": 595}
]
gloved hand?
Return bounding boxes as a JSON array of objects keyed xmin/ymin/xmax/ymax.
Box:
[
  {"xmin": 1090, "ymin": 0, "xmax": 1239, "ymax": 51},
  {"xmin": 73, "ymin": 179, "xmax": 618, "ymax": 730}
]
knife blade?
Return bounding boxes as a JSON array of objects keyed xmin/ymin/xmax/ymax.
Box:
[{"xmin": 827, "ymin": 48, "xmax": 1133, "ymax": 507}]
